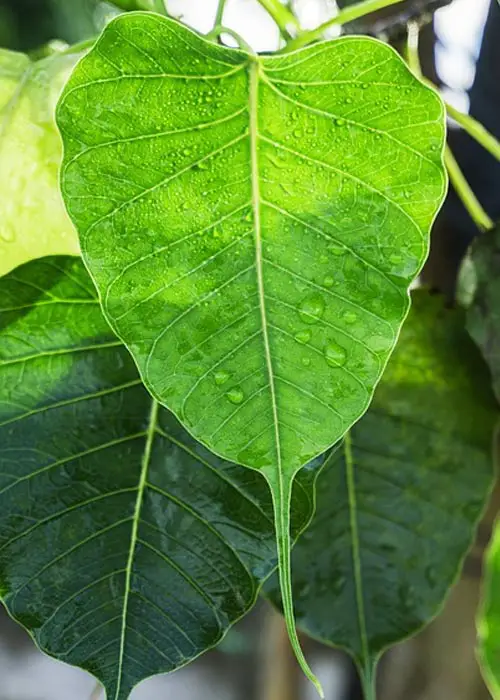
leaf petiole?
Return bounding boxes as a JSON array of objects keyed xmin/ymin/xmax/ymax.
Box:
[
  {"xmin": 283, "ymin": 0, "xmax": 405, "ymax": 51},
  {"xmin": 206, "ymin": 26, "xmax": 255, "ymax": 54},
  {"xmin": 256, "ymin": 0, "xmax": 300, "ymax": 41},
  {"xmin": 444, "ymin": 146, "xmax": 494, "ymax": 232}
]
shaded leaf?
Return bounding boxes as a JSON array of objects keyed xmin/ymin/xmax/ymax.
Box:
[
  {"xmin": 56, "ymin": 14, "xmax": 446, "ymax": 687},
  {"xmin": 466, "ymin": 225, "xmax": 500, "ymax": 694},
  {"xmin": 266, "ymin": 292, "xmax": 497, "ymax": 694},
  {"xmin": 466, "ymin": 223, "xmax": 500, "ymax": 402},
  {"xmin": 0, "ymin": 256, "xmax": 320, "ymax": 700},
  {"xmin": 0, "ymin": 48, "xmax": 81, "ymax": 277}
]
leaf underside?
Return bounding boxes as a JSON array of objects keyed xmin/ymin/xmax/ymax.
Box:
[
  {"xmin": 0, "ymin": 257, "xmax": 319, "ymax": 700},
  {"xmin": 56, "ymin": 14, "xmax": 446, "ymax": 690},
  {"xmin": 266, "ymin": 292, "xmax": 497, "ymax": 684},
  {"xmin": 57, "ymin": 13, "xmax": 447, "ymax": 480},
  {"xmin": 0, "ymin": 48, "xmax": 81, "ymax": 277}
]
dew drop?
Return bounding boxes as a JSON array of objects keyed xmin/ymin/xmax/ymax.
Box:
[
  {"xmin": 214, "ymin": 369, "xmax": 231, "ymax": 386},
  {"xmin": 302, "ymin": 357, "xmax": 311, "ymax": 367},
  {"xmin": 299, "ymin": 294, "xmax": 325, "ymax": 324},
  {"xmin": 328, "ymin": 243, "xmax": 345, "ymax": 257},
  {"xmin": 294, "ymin": 329, "xmax": 312, "ymax": 344},
  {"xmin": 323, "ymin": 275, "xmax": 334, "ymax": 288},
  {"xmin": 335, "ymin": 118, "xmax": 345, "ymax": 126},
  {"xmin": 226, "ymin": 387, "xmax": 244, "ymax": 404},
  {"xmin": 343, "ymin": 311, "xmax": 357, "ymax": 324},
  {"xmin": 324, "ymin": 342, "xmax": 347, "ymax": 367}
]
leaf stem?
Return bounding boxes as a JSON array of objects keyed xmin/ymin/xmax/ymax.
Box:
[
  {"xmin": 214, "ymin": 0, "xmax": 229, "ymax": 28},
  {"xmin": 444, "ymin": 146, "xmax": 494, "ymax": 232},
  {"xmin": 256, "ymin": 0, "xmax": 300, "ymax": 41},
  {"xmin": 110, "ymin": 0, "xmax": 167, "ymax": 14},
  {"xmin": 407, "ymin": 21, "xmax": 494, "ymax": 232},
  {"xmin": 267, "ymin": 472, "xmax": 325, "ymax": 699},
  {"xmin": 284, "ymin": 0, "xmax": 404, "ymax": 51},
  {"xmin": 360, "ymin": 662, "xmax": 377, "ymax": 700},
  {"xmin": 206, "ymin": 26, "xmax": 255, "ymax": 54},
  {"xmin": 446, "ymin": 102, "xmax": 500, "ymax": 163}
]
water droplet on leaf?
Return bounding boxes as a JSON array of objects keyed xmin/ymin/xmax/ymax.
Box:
[
  {"xmin": 324, "ymin": 342, "xmax": 347, "ymax": 367},
  {"xmin": 295, "ymin": 329, "xmax": 312, "ymax": 344},
  {"xmin": 226, "ymin": 387, "xmax": 244, "ymax": 404},
  {"xmin": 214, "ymin": 369, "xmax": 231, "ymax": 386},
  {"xmin": 299, "ymin": 294, "xmax": 325, "ymax": 324}
]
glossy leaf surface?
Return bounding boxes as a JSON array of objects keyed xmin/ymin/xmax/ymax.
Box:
[
  {"xmin": 57, "ymin": 14, "xmax": 446, "ymax": 688},
  {"xmin": 57, "ymin": 12, "xmax": 446, "ymax": 482},
  {"xmin": 0, "ymin": 256, "xmax": 319, "ymax": 700},
  {"xmin": 266, "ymin": 292, "xmax": 497, "ymax": 690},
  {"xmin": 0, "ymin": 48, "xmax": 81, "ymax": 277}
]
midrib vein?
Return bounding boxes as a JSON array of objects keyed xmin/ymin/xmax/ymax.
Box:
[
  {"xmin": 344, "ymin": 432, "xmax": 370, "ymax": 668},
  {"xmin": 249, "ymin": 60, "xmax": 282, "ymax": 479},
  {"xmin": 114, "ymin": 400, "xmax": 159, "ymax": 700}
]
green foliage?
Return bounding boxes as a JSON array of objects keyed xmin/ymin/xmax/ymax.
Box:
[
  {"xmin": 0, "ymin": 47, "xmax": 81, "ymax": 277},
  {"xmin": 0, "ymin": 256, "xmax": 321, "ymax": 700},
  {"xmin": 266, "ymin": 292, "xmax": 497, "ymax": 695},
  {"xmin": 56, "ymin": 14, "xmax": 446, "ymax": 687},
  {"xmin": 465, "ymin": 224, "xmax": 500, "ymax": 695}
]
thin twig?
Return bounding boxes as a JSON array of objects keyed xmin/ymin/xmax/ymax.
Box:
[
  {"xmin": 256, "ymin": 0, "xmax": 301, "ymax": 41},
  {"xmin": 284, "ymin": 0, "xmax": 405, "ymax": 51}
]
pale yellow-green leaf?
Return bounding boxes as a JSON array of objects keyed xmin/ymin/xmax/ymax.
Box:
[{"xmin": 0, "ymin": 48, "xmax": 81, "ymax": 276}]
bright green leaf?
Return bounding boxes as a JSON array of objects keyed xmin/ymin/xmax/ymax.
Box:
[
  {"xmin": 0, "ymin": 256, "xmax": 320, "ymax": 700},
  {"xmin": 0, "ymin": 48, "xmax": 82, "ymax": 277},
  {"xmin": 478, "ymin": 521, "xmax": 500, "ymax": 699},
  {"xmin": 266, "ymin": 292, "xmax": 497, "ymax": 696},
  {"xmin": 56, "ymin": 13, "xmax": 446, "ymax": 689}
]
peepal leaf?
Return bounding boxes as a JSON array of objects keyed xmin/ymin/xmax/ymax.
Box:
[
  {"xmin": 57, "ymin": 12, "xmax": 446, "ymax": 688},
  {"xmin": 266, "ymin": 292, "xmax": 498, "ymax": 694},
  {"xmin": 0, "ymin": 48, "xmax": 81, "ymax": 277},
  {"xmin": 0, "ymin": 256, "xmax": 320, "ymax": 700}
]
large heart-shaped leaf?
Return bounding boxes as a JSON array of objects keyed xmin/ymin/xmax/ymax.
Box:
[
  {"xmin": 266, "ymin": 292, "xmax": 498, "ymax": 695},
  {"xmin": 56, "ymin": 13, "xmax": 446, "ymax": 687},
  {"xmin": 0, "ymin": 256, "xmax": 320, "ymax": 700},
  {"xmin": 0, "ymin": 48, "xmax": 81, "ymax": 277}
]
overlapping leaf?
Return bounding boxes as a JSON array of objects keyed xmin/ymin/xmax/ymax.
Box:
[
  {"xmin": 266, "ymin": 292, "xmax": 498, "ymax": 695},
  {"xmin": 56, "ymin": 15, "xmax": 446, "ymax": 684},
  {"xmin": 0, "ymin": 48, "xmax": 81, "ymax": 277},
  {"xmin": 0, "ymin": 256, "xmax": 320, "ymax": 700},
  {"xmin": 465, "ymin": 224, "xmax": 500, "ymax": 695}
]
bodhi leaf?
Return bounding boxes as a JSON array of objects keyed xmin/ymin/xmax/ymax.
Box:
[
  {"xmin": 0, "ymin": 256, "xmax": 321, "ymax": 700},
  {"xmin": 0, "ymin": 47, "xmax": 82, "ymax": 277},
  {"xmin": 56, "ymin": 13, "xmax": 446, "ymax": 689},
  {"xmin": 265, "ymin": 292, "xmax": 498, "ymax": 697}
]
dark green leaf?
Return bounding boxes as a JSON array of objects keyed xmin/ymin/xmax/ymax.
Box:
[
  {"xmin": 466, "ymin": 224, "xmax": 500, "ymax": 694},
  {"xmin": 56, "ymin": 15, "xmax": 447, "ymax": 685},
  {"xmin": 0, "ymin": 256, "xmax": 319, "ymax": 700},
  {"xmin": 266, "ymin": 292, "xmax": 497, "ymax": 695},
  {"xmin": 465, "ymin": 224, "xmax": 500, "ymax": 402}
]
